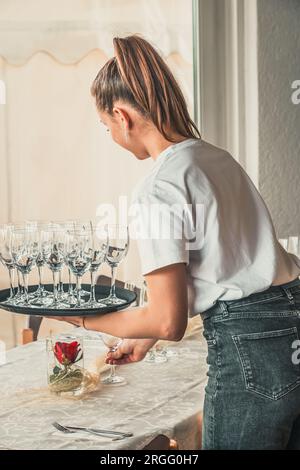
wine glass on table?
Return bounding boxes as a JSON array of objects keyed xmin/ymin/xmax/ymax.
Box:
[
  {"xmin": 10, "ymin": 228, "xmax": 39, "ymax": 305},
  {"xmin": 101, "ymin": 224, "xmax": 129, "ymax": 306},
  {"xmin": 100, "ymin": 333, "xmax": 126, "ymax": 386}
]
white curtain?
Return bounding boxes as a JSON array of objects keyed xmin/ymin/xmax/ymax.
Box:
[
  {"xmin": 0, "ymin": 0, "xmax": 194, "ymax": 286},
  {"xmin": 0, "ymin": 0, "xmax": 193, "ymax": 64}
]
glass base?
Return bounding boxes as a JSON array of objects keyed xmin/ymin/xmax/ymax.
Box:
[
  {"xmin": 29, "ymin": 296, "xmax": 53, "ymax": 307},
  {"xmin": 145, "ymin": 352, "xmax": 168, "ymax": 364},
  {"xmin": 101, "ymin": 375, "xmax": 127, "ymax": 386},
  {"xmin": 12, "ymin": 294, "xmax": 26, "ymax": 305},
  {"xmin": 29, "ymin": 288, "xmax": 51, "ymax": 300},
  {"xmin": 48, "ymin": 300, "xmax": 72, "ymax": 309},
  {"xmin": 73, "ymin": 288, "xmax": 90, "ymax": 297},
  {"xmin": 101, "ymin": 295, "xmax": 126, "ymax": 306},
  {"xmin": 69, "ymin": 299, "xmax": 91, "ymax": 309},
  {"xmin": 88, "ymin": 300, "xmax": 106, "ymax": 308},
  {"xmin": 165, "ymin": 349, "xmax": 178, "ymax": 359},
  {"xmin": 2, "ymin": 296, "xmax": 16, "ymax": 306},
  {"xmin": 59, "ymin": 293, "xmax": 78, "ymax": 306}
]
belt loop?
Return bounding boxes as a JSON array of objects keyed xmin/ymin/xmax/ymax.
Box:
[
  {"xmin": 219, "ymin": 301, "xmax": 229, "ymax": 318},
  {"xmin": 281, "ymin": 287, "xmax": 295, "ymax": 305}
]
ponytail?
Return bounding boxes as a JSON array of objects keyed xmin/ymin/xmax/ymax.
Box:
[{"xmin": 91, "ymin": 35, "xmax": 200, "ymax": 142}]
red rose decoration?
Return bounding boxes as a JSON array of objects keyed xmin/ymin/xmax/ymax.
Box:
[{"xmin": 54, "ymin": 341, "xmax": 82, "ymax": 366}]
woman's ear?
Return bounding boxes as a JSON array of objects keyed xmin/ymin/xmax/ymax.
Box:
[{"xmin": 112, "ymin": 106, "xmax": 132, "ymax": 130}]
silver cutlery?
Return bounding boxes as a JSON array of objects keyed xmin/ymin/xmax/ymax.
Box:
[
  {"xmin": 52, "ymin": 421, "xmax": 133, "ymax": 437},
  {"xmin": 65, "ymin": 425, "xmax": 133, "ymax": 438},
  {"xmin": 52, "ymin": 422, "xmax": 132, "ymax": 440}
]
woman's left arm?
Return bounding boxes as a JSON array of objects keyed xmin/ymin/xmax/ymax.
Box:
[{"xmin": 49, "ymin": 263, "xmax": 188, "ymax": 341}]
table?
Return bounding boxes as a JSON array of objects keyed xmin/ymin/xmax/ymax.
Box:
[{"xmin": 0, "ymin": 322, "xmax": 207, "ymax": 450}]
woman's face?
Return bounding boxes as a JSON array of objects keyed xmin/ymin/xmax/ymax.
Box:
[{"xmin": 98, "ymin": 105, "xmax": 151, "ymax": 160}]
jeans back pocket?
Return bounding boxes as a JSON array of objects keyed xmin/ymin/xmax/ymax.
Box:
[{"xmin": 233, "ymin": 327, "xmax": 300, "ymax": 400}]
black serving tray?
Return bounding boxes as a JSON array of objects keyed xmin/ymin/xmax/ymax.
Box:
[{"xmin": 0, "ymin": 284, "xmax": 136, "ymax": 317}]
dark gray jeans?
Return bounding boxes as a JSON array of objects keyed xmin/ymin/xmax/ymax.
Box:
[{"xmin": 201, "ymin": 278, "xmax": 300, "ymax": 450}]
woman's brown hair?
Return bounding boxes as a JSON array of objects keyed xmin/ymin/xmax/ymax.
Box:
[{"xmin": 91, "ymin": 35, "xmax": 200, "ymax": 142}]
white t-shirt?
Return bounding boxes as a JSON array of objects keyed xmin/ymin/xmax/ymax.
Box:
[{"xmin": 131, "ymin": 138, "xmax": 300, "ymax": 316}]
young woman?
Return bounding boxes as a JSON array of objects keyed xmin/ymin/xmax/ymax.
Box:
[{"xmin": 50, "ymin": 36, "xmax": 300, "ymax": 449}]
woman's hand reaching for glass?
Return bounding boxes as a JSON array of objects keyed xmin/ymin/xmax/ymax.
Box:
[{"xmin": 105, "ymin": 338, "xmax": 158, "ymax": 365}]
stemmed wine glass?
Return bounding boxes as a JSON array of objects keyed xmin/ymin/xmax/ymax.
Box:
[
  {"xmin": 100, "ymin": 333, "xmax": 126, "ymax": 386},
  {"xmin": 26, "ymin": 221, "xmax": 52, "ymax": 306},
  {"xmin": 65, "ymin": 229, "xmax": 93, "ymax": 308},
  {"xmin": 41, "ymin": 228, "xmax": 68, "ymax": 308},
  {"xmin": 0, "ymin": 219, "xmax": 134, "ymax": 313},
  {"xmin": 102, "ymin": 224, "xmax": 129, "ymax": 306},
  {"xmin": 61, "ymin": 220, "xmax": 93, "ymax": 300},
  {"xmin": 0, "ymin": 224, "xmax": 16, "ymax": 303},
  {"xmin": 29, "ymin": 250, "xmax": 52, "ymax": 306},
  {"xmin": 88, "ymin": 226, "xmax": 108, "ymax": 307},
  {"xmin": 10, "ymin": 228, "xmax": 39, "ymax": 305},
  {"xmin": 7, "ymin": 223, "xmax": 28, "ymax": 303}
]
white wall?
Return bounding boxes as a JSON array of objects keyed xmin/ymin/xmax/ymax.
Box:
[
  {"xmin": 197, "ymin": 0, "xmax": 300, "ymax": 237},
  {"xmin": 197, "ymin": 0, "xmax": 259, "ymax": 185},
  {"xmin": 257, "ymin": 0, "xmax": 300, "ymax": 237}
]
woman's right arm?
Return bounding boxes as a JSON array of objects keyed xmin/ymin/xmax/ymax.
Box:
[
  {"xmin": 84, "ymin": 262, "xmax": 188, "ymax": 341},
  {"xmin": 106, "ymin": 338, "xmax": 158, "ymax": 365},
  {"xmin": 48, "ymin": 263, "xmax": 188, "ymax": 344},
  {"xmin": 106, "ymin": 263, "xmax": 188, "ymax": 365}
]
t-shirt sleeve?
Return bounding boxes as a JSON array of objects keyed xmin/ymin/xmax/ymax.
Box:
[{"xmin": 131, "ymin": 181, "xmax": 190, "ymax": 275}]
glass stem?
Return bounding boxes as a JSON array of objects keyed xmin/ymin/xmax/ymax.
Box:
[
  {"xmin": 8, "ymin": 267, "xmax": 15, "ymax": 299},
  {"xmin": 110, "ymin": 264, "xmax": 117, "ymax": 298},
  {"xmin": 90, "ymin": 270, "xmax": 96, "ymax": 304},
  {"xmin": 22, "ymin": 272, "xmax": 29, "ymax": 304},
  {"xmin": 108, "ymin": 347, "xmax": 116, "ymax": 379},
  {"xmin": 109, "ymin": 364, "xmax": 116, "ymax": 379},
  {"xmin": 38, "ymin": 265, "xmax": 43, "ymax": 293},
  {"xmin": 52, "ymin": 271, "xmax": 59, "ymax": 304},
  {"xmin": 17, "ymin": 270, "xmax": 22, "ymax": 295},
  {"xmin": 59, "ymin": 270, "xmax": 63, "ymax": 294},
  {"xmin": 68, "ymin": 268, "xmax": 73, "ymax": 295},
  {"xmin": 76, "ymin": 275, "xmax": 81, "ymax": 306}
]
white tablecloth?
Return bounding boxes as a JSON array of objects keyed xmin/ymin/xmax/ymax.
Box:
[{"xmin": 0, "ymin": 323, "xmax": 207, "ymax": 450}]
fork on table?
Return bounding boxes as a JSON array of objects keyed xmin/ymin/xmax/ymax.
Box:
[{"xmin": 52, "ymin": 422, "xmax": 133, "ymax": 441}]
